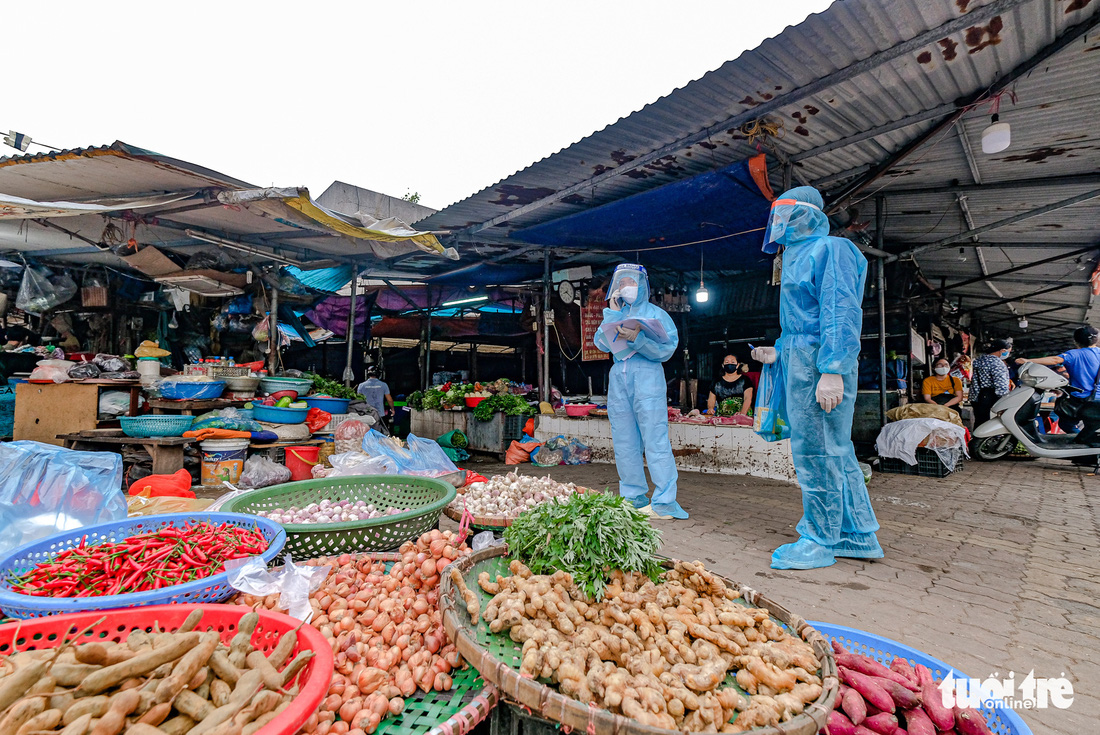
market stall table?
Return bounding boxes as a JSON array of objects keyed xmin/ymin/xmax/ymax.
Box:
[
  {"xmin": 147, "ymin": 397, "xmax": 247, "ymax": 415},
  {"xmin": 57, "ymin": 430, "xmax": 194, "ymax": 474}
]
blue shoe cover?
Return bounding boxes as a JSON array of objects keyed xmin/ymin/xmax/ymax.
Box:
[
  {"xmin": 649, "ymin": 501, "xmax": 689, "ymax": 519},
  {"xmin": 771, "ymin": 538, "xmax": 836, "ymax": 569},
  {"xmin": 626, "ymin": 495, "xmax": 650, "ymax": 509},
  {"xmin": 833, "ymin": 533, "xmax": 884, "ymax": 559}
]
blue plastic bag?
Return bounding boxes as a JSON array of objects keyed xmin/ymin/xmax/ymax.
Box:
[
  {"xmin": 753, "ymin": 361, "xmax": 790, "ymax": 442},
  {"xmin": 0, "ymin": 441, "xmax": 126, "ymax": 556},
  {"xmin": 0, "ymin": 385, "xmax": 14, "ymax": 438},
  {"xmin": 361, "ymin": 430, "xmax": 459, "ymax": 475}
]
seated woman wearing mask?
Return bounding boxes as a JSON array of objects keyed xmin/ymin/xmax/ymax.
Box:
[
  {"xmin": 707, "ymin": 355, "xmax": 753, "ymax": 416},
  {"xmin": 921, "ymin": 357, "xmax": 963, "ymax": 412}
]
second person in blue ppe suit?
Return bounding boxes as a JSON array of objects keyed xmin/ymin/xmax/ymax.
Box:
[
  {"xmin": 751, "ymin": 186, "xmax": 882, "ymax": 569},
  {"xmin": 593, "ymin": 264, "xmax": 686, "ymax": 519}
]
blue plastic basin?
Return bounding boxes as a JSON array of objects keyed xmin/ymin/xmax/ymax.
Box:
[
  {"xmin": 251, "ymin": 403, "xmax": 308, "ymax": 424},
  {"xmin": 303, "ymin": 396, "xmax": 351, "ymax": 414}
]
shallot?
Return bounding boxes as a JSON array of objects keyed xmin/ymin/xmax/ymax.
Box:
[
  {"xmin": 233, "ymin": 529, "xmax": 472, "ymax": 735},
  {"xmin": 256, "ymin": 498, "xmax": 409, "ymax": 524}
]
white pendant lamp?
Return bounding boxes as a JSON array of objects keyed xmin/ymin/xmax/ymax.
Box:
[{"xmin": 981, "ymin": 113, "xmax": 1011, "ymax": 154}]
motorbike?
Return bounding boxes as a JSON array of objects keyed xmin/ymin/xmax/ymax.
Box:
[{"xmin": 971, "ymin": 361, "xmax": 1100, "ymax": 464}]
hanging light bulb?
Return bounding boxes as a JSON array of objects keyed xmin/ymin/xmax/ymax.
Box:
[
  {"xmin": 695, "ymin": 250, "xmax": 709, "ymax": 303},
  {"xmin": 981, "ymin": 113, "xmax": 1011, "ymax": 154},
  {"xmin": 1018, "ymin": 317, "xmax": 1028, "ymax": 329}
]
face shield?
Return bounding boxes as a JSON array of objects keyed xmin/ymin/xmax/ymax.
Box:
[
  {"xmin": 762, "ymin": 198, "xmax": 825, "ymax": 254},
  {"xmin": 607, "ymin": 264, "xmax": 651, "ymax": 311}
]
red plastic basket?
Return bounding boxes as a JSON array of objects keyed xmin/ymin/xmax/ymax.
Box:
[{"xmin": 0, "ymin": 604, "xmax": 331, "ymax": 735}]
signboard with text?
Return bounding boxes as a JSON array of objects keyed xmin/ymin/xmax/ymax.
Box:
[{"xmin": 581, "ymin": 288, "xmax": 608, "ymax": 362}]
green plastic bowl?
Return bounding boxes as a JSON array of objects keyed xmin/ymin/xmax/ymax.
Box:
[{"xmin": 219, "ymin": 475, "xmax": 457, "ymax": 560}]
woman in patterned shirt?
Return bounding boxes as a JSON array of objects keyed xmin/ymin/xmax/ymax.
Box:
[{"xmin": 970, "ymin": 338, "xmax": 1012, "ymax": 427}]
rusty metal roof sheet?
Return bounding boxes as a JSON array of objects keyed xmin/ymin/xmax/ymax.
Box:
[{"xmin": 417, "ymin": 0, "xmax": 1100, "ymax": 345}]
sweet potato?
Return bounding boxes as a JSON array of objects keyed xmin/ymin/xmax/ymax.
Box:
[
  {"xmin": 889, "ymin": 657, "xmax": 919, "ymax": 688},
  {"xmin": 915, "ymin": 664, "xmax": 954, "ymax": 731},
  {"xmin": 902, "ymin": 706, "xmax": 936, "ymax": 735},
  {"xmin": 841, "ymin": 687, "xmax": 868, "ymax": 725},
  {"xmin": 861, "ymin": 712, "xmax": 899, "ymax": 734},
  {"xmin": 840, "ymin": 669, "xmax": 895, "ymax": 714},
  {"xmin": 869, "ymin": 675, "xmax": 921, "ymax": 709},
  {"xmin": 825, "ymin": 710, "xmax": 858, "ymax": 735},
  {"xmin": 836, "ymin": 653, "xmax": 920, "ymax": 691},
  {"xmin": 954, "ymin": 707, "xmax": 993, "ymax": 735}
]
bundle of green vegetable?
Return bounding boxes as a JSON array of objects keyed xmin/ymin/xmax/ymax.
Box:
[
  {"xmin": 472, "ymin": 393, "xmax": 534, "ymax": 421},
  {"xmin": 503, "ymin": 491, "xmax": 662, "ymax": 600},
  {"xmin": 718, "ymin": 397, "xmax": 743, "ymax": 416},
  {"xmin": 309, "ymin": 374, "xmax": 359, "ymax": 400}
]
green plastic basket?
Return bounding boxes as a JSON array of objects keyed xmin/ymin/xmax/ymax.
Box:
[{"xmin": 221, "ymin": 476, "xmax": 457, "ymax": 560}]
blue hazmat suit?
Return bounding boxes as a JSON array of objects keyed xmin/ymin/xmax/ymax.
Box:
[
  {"xmin": 593, "ymin": 264, "xmax": 684, "ymax": 518},
  {"xmin": 763, "ymin": 186, "xmax": 882, "ymax": 569}
]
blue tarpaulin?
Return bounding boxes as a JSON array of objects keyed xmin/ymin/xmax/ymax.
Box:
[{"xmin": 511, "ymin": 159, "xmax": 773, "ymax": 270}]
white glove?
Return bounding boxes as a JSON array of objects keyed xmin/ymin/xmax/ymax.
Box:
[
  {"xmin": 752, "ymin": 346, "xmax": 777, "ymax": 364},
  {"xmin": 616, "ymin": 323, "xmax": 641, "ymax": 341},
  {"xmin": 816, "ymin": 373, "xmax": 844, "ymax": 413}
]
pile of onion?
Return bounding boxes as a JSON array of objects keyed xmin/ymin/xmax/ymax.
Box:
[{"xmin": 234, "ymin": 529, "xmax": 471, "ymax": 734}]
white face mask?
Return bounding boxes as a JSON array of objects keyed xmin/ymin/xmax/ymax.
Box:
[
  {"xmin": 620, "ymin": 285, "xmax": 639, "ymax": 304},
  {"xmin": 934, "ymin": 367, "xmax": 950, "ymax": 376}
]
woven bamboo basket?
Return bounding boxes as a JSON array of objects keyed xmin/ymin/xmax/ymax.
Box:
[{"xmin": 440, "ymin": 546, "xmax": 838, "ymax": 735}]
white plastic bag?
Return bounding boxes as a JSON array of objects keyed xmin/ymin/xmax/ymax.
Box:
[
  {"xmin": 16, "ymin": 266, "xmax": 77, "ymax": 314},
  {"xmin": 238, "ymin": 455, "xmax": 292, "ymax": 489},
  {"xmin": 226, "ymin": 554, "xmax": 331, "ymax": 622},
  {"xmin": 327, "ymin": 452, "xmax": 399, "ymax": 477},
  {"xmin": 99, "ymin": 390, "xmax": 136, "ymax": 418},
  {"xmin": 875, "ymin": 417, "xmax": 968, "ymax": 471}
]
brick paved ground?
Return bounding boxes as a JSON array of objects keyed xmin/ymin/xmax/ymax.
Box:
[{"xmin": 460, "ymin": 455, "xmax": 1100, "ymax": 733}]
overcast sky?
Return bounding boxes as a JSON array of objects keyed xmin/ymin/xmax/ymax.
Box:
[{"xmin": 4, "ymin": 1, "xmax": 832, "ymax": 212}]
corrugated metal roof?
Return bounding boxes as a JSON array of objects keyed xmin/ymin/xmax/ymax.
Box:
[
  {"xmin": 0, "ymin": 142, "xmax": 453, "ymax": 271},
  {"xmin": 417, "ymin": 0, "xmax": 1100, "ymax": 347}
]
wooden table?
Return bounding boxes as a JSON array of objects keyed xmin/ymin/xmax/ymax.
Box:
[
  {"xmin": 147, "ymin": 398, "xmax": 247, "ymax": 416},
  {"xmin": 57, "ymin": 431, "xmax": 194, "ymax": 474}
]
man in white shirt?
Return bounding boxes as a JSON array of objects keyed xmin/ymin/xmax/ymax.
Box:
[{"xmin": 357, "ymin": 367, "xmax": 393, "ymax": 419}]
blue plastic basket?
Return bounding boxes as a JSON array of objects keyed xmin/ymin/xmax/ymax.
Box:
[
  {"xmin": 251, "ymin": 404, "xmax": 308, "ymax": 424},
  {"xmin": 0, "ymin": 512, "xmax": 286, "ymax": 619},
  {"xmin": 120, "ymin": 415, "xmax": 195, "ymax": 438},
  {"xmin": 810, "ymin": 621, "xmax": 1032, "ymax": 735},
  {"xmin": 159, "ymin": 380, "xmax": 226, "ymax": 400}
]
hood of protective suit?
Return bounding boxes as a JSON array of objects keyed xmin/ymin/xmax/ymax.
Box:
[
  {"xmin": 607, "ymin": 263, "xmax": 652, "ymax": 316},
  {"xmin": 762, "ymin": 186, "xmax": 831, "ymax": 254}
]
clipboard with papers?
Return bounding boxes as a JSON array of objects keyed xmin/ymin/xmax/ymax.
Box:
[{"xmin": 598, "ymin": 317, "xmax": 668, "ymax": 356}]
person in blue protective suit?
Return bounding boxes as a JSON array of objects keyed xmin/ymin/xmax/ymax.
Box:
[
  {"xmin": 593, "ymin": 264, "xmax": 686, "ymax": 519},
  {"xmin": 751, "ymin": 186, "xmax": 882, "ymax": 569}
]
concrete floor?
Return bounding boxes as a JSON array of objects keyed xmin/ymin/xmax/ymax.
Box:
[{"xmin": 455, "ymin": 454, "xmax": 1100, "ymax": 733}]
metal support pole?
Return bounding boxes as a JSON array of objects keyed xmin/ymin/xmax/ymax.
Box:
[
  {"xmin": 267, "ymin": 287, "xmax": 279, "ymax": 374},
  {"xmin": 425, "ymin": 304, "xmax": 433, "ymax": 391},
  {"xmin": 905, "ymin": 301, "xmax": 914, "ymax": 403},
  {"xmin": 876, "ymin": 197, "xmax": 887, "ymax": 427},
  {"xmin": 541, "ymin": 250, "xmax": 551, "ymax": 403},
  {"xmin": 343, "ymin": 270, "xmax": 358, "ymax": 387},
  {"xmin": 681, "ymin": 311, "xmax": 691, "ymax": 410}
]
